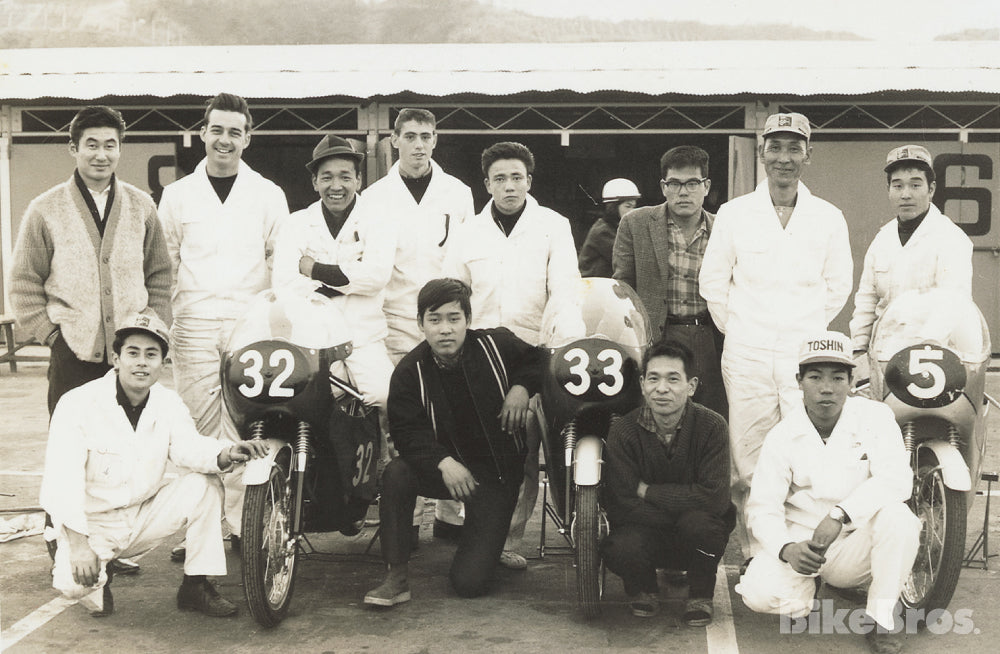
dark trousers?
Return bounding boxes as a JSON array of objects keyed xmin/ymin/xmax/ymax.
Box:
[
  {"xmin": 601, "ymin": 507, "xmax": 735, "ymax": 598},
  {"xmin": 661, "ymin": 320, "xmax": 728, "ymax": 421},
  {"xmin": 47, "ymin": 332, "xmax": 110, "ymax": 416},
  {"xmin": 380, "ymin": 456, "xmax": 521, "ymax": 598}
]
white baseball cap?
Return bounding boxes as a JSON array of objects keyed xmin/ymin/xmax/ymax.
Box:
[
  {"xmin": 884, "ymin": 144, "xmax": 933, "ymax": 171},
  {"xmin": 799, "ymin": 331, "xmax": 854, "ymax": 367},
  {"xmin": 115, "ymin": 312, "xmax": 170, "ymax": 355},
  {"xmin": 763, "ymin": 112, "xmax": 811, "ymax": 141}
]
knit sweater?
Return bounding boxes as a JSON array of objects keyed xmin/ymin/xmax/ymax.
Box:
[
  {"xmin": 603, "ymin": 399, "xmax": 731, "ymax": 526},
  {"xmin": 10, "ymin": 175, "xmax": 172, "ymax": 362}
]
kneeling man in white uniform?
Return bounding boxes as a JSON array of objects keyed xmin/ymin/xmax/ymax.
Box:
[
  {"xmin": 736, "ymin": 331, "xmax": 919, "ymax": 654},
  {"xmin": 40, "ymin": 313, "xmax": 267, "ymax": 617}
]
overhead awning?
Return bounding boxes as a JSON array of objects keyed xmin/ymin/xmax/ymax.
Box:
[{"xmin": 3, "ymin": 41, "xmax": 1000, "ymax": 101}]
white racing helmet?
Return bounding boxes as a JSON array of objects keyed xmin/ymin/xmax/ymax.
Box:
[{"xmin": 602, "ymin": 178, "xmax": 641, "ymax": 203}]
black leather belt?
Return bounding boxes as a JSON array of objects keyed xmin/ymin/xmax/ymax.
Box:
[{"xmin": 666, "ymin": 313, "xmax": 712, "ymax": 326}]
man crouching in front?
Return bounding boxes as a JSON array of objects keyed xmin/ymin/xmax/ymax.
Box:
[
  {"xmin": 735, "ymin": 331, "xmax": 920, "ymax": 654},
  {"xmin": 40, "ymin": 313, "xmax": 267, "ymax": 617},
  {"xmin": 364, "ymin": 278, "xmax": 544, "ymax": 606}
]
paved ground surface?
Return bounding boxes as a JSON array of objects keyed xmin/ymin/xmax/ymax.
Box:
[{"xmin": 2, "ymin": 350, "xmax": 1000, "ymax": 653}]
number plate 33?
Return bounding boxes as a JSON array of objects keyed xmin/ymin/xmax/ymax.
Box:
[
  {"xmin": 885, "ymin": 344, "xmax": 966, "ymax": 408},
  {"xmin": 231, "ymin": 341, "xmax": 312, "ymax": 402},
  {"xmin": 556, "ymin": 343, "xmax": 632, "ymax": 401}
]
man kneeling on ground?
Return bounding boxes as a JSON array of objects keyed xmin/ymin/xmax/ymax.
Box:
[
  {"xmin": 40, "ymin": 313, "xmax": 267, "ymax": 617},
  {"xmin": 736, "ymin": 331, "xmax": 919, "ymax": 654},
  {"xmin": 601, "ymin": 339, "xmax": 734, "ymax": 625},
  {"xmin": 364, "ymin": 278, "xmax": 544, "ymax": 606}
]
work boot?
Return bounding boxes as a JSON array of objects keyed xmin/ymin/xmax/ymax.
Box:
[
  {"xmin": 176, "ymin": 577, "xmax": 238, "ymax": 617},
  {"xmin": 364, "ymin": 564, "xmax": 411, "ymax": 607}
]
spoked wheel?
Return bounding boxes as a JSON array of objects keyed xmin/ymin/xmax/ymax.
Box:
[
  {"xmin": 901, "ymin": 449, "xmax": 966, "ymax": 624},
  {"xmin": 573, "ymin": 485, "xmax": 608, "ymax": 619},
  {"xmin": 242, "ymin": 455, "xmax": 298, "ymax": 628}
]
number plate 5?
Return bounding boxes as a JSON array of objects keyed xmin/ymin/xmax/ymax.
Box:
[{"xmin": 885, "ymin": 344, "xmax": 966, "ymax": 408}]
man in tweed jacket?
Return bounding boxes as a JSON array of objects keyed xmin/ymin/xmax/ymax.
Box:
[{"xmin": 10, "ymin": 105, "xmax": 171, "ymax": 415}]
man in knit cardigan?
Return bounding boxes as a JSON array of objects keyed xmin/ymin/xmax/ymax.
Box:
[
  {"xmin": 10, "ymin": 105, "xmax": 172, "ymax": 416},
  {"xmin": 601, "ymin": 339, "xmax": 734, "ymax": 625}
]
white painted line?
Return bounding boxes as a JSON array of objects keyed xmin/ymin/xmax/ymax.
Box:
[
  {"xmin": 706, "ymin": 563, "xmax": 740, "ymax": 654},
  {"xmin": 0, "ymin": 596, "xmax": 76, "ymax": 651}
]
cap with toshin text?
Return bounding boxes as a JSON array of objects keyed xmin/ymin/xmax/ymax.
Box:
[{"xmin": 799, "ymin": 331, "xmax": 854, "ymax": 367}]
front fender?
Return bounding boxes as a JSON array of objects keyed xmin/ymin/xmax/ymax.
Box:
[
  {"xmin": 920, "ymin": 440, "xmax": 972, "ymax": 492},
  {"xmin": 572, "ymin": 436, "xmax": 604, "ymax": 486},
  {"xmin": 241, "ymin": 439, "xmax": 291, "ymax": 486}
]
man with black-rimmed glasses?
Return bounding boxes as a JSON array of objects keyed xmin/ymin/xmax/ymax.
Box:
[{"xmin": 613, "ymin": 145, "xmax": 727, "ymax": 419}]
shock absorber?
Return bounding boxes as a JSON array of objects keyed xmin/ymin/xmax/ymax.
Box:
[
  {"xmin": 901, "ymin": 421, "xmax": 916, "ymax": 453},
  {"xmin": 947, "ymin": 423, "xmax": 962, "ymax": 448},
  {"xmin": 250, "ymin": 420, "xmax": 265, "ymax": 440},
  {"xmin": 292, "ymin": 421, "xmax": 312, "ymax": 534},
  {"xmin": 562, "ymin": 420, "xmax": 578, "ymax": 525}
]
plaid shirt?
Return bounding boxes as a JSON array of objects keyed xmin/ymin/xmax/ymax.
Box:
[{"xmin": 665, "ymin": 210, "xmax": 713, "ymax": 317}]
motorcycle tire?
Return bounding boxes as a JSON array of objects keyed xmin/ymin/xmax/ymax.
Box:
[
  {"xmin": 573, "ymin": 484, "xmax": 606, "ymax": 619},
  {"xmin": 901, "ymin": 448, "xmax": 966, "ymax": 626},
  {"xmin": 242, "ymin": 455, "xmax": 297, "ymax": 628}
]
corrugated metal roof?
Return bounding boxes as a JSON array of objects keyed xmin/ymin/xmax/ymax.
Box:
[{"xmin": 2, "ymin": 41, "xmax": 999, "ymax": 100}]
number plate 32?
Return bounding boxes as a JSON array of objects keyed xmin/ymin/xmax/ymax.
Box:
[
  {"xmin": 231, "ymin": 341, "xmax": 312, "ymax": 402},
  {"xmin": 885, "ymin": 344, "xmax": 966, "ymax": 408}
]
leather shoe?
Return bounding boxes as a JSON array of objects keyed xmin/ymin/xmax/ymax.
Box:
[
  {"xmin": 629, "ymin": 591, "xmax": 660, "ymax": 617},
  {"xmin": 866, "ymin": 628, "xmax": 903, "ymax": 654},
  {"xmin": 170, "ymin": 546, "xmax": 186, "ymax": 563},
  {"xmin": 176, "ymin": 580, "xmax": 238, "ymax": 617}
]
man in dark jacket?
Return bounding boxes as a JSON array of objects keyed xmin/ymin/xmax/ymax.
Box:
[
  {"xmin": 364, "ymin": 278, "xmax": 544, "ymax": 607},
  {"xmin": 601, "ymin": 340, "xmax": 734, "ymax": 625}
]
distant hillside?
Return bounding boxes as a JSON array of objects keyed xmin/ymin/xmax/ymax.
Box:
[
  {"xmin": 936, "ymin": 27, "xmax": 1000, "ymax": 40},
  {"xmin": 1, "ymin": 0, "xmax": 865, "ymax": 48}
]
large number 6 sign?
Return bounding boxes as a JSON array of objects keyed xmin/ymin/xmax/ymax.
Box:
[{"xmin": 562, "ymin": 347, "xmax": 625, "ymax": 397}]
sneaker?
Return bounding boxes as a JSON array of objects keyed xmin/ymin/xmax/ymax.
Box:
[
  {"xmin": 865, "ymin": 628, "xmax": 903, "ymax": 654},
  {"xmin": 499, "ymin": 550, "xmax": 527, "ymax": 570},
  {"xmin": 683, "ymin": 598, "xmax": 714, "ymax": 627},
  {"xmin": 629, "ymin": 591, "xmax": 660, "ymax": 618},
  {"xmin": 176, "ymin": 579, "xmax": 238, "ymax": 618},
  {"xmin": 363, "ymin": 579, "xmax": 411, "ymax": 607},
  {"xmin": 432, "ymin": 519, "xmax": 463, "ymax": 541}
]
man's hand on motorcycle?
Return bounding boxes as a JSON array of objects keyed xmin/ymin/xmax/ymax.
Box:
[
  {"xmin": 498, "ymin": 385, "xmax": 531, "ymax": 434},
  {"xmin": 218, "ymin": 441, "xmax": 270, "ymax": 469},
  {"xmin": 438, "ymin": 456, "xmax": 478, "ymax": 501},
  {"xmin": 781, "ymin": 540, "xmax": 827, "ymax": 575}
]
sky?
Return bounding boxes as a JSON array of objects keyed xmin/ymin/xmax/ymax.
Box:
[{"xmin": 492, "ymin": 0, "xmax": 1000, "ymax": 41}]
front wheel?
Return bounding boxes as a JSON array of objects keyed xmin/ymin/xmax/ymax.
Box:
[
  {"xmin": 242, "ymin": 455, "xmax": 297, "ymax": 628},
  {"xmin": 901, "ymin": 448, "xmax": 966, "ymax": 622},
  {"xmin": 573, "ymin": 485, "xmax": 607, "ymax": 619}
]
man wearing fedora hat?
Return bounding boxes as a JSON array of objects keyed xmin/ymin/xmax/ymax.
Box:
[
  {"xmin": 272, "ymin": 134, "xmax": 395, "ymax": 410},
  {"xmin": 849, "ymin": 145, "xmax": 973, "ymax": 358},
  {"xmin": 41, "ymin": 313, "xmax": 268, "ymax": 618},
  {"xmin": 699, "ymin": 112, "xmax": 853, "ymax": 562},
  {"xmin": 736, "ymin": 331, "xmax": 918, "ymax": 654}
]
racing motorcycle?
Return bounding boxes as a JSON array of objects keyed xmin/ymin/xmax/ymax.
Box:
[
  {"xmin": 221, "ymin": 288, "xmax": 380, "ymax": 628},
  {"xmin": 866, "ymin": 288, "xmax": 991, "ymax": 621},
  {"xmin": 537, "ymin": 277, "xmax": 650, "ymax": 618}
]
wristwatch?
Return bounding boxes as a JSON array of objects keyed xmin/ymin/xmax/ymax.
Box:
[{"xmin": 828, "ymin": 506, "xmax": 849, "ymax": 524}]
